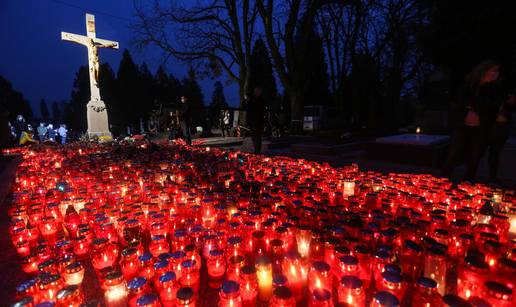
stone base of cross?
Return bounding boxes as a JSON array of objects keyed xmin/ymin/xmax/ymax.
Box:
[{"xmin": 86, "ymin": 100, "xmax": 111, "ymax": 139}]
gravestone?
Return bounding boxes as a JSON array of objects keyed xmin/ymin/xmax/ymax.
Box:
[{"xmin": 368, "ymin": 134, "xmax": 449, "ymax": 167}]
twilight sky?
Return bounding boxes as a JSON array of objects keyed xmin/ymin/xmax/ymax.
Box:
[{"xmin": 0, "ymin": 0, "xmax": 238, "ymax": 116}]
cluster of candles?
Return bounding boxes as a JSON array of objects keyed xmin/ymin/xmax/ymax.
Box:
[{"xmin": 5, "ymin": 141, "xmax": 516, "ymax": 307}]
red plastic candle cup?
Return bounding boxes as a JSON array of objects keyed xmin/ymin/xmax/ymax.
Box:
[
  {"xmin": 219, "ymin": 280, "xmax": 242, "ymax": 307},
  {"xmin": 207, "ymin": 249, "xmax": 226, "ymax": 288},
  {"xmin": 270, "ymin": 286, "xmax": 296, "ymax": 307},
  {"xmin": 239, "ymin": 265, "xmax": 258, "ymax": 306},
  {"xmin": 158, "ymin": 271, "xmax": 178, "ymax": 307},
  {"xmin": 338, "ymin": 275, "xmax": 366, "ymax": 306},
  {"xmin": 176, "ymin": 286, "xmax": 196, "ymax": 307}
]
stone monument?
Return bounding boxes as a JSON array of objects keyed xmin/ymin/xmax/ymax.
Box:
[{"xmin": 61, "ymin": 13, "xmax": 119, "ymax": 139}]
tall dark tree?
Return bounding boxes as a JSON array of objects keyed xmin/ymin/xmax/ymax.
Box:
[
  {"xmin": 138, "ymin": 63, "xmax": 157, "ymax": 118},
  {"xmin": 210, "ymin": 81, "xmax": 228, "ymax": 110},
  {"xmin": 0, "ymin": 75, "xmax": 33, "ymax": 121},
  {"xmin": 51, "ymin": 101, "xmax": 61, "ymax": 122},
  {"xmin": 250, "ymin": 38, "xmax": 277, "ymax": 105},
  {"xmin": 182, "ymin": 68, "xmax": 205, "ymax": 127},
  {"xmin": 295, "ymin": 29, "xmax": 331, "ymax": 107},
  {"xmin": 68, "ymin": 66, "xmax": 89, "ymax": 130},
  {"xmin": 116, "ymin": 49, "xmax": 140, "ymax": 130},
  {"xmin": 98, "ymin": 63, "xmax": 118, "ymax": 129},
  {"xmin": 40, "ymin": 99, "xmax": 50, "ymax": 120},
  {"xmin": 155, "ymin": 65, "xmax": 183, "ymax": 105}
]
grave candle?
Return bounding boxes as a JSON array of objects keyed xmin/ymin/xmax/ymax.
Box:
[
  {"xmin": 207, "ymin": 249, "xmax": 226, "ymax": 288},
  {"xmin": 256, "ymin": 256, "xmax": 273, "ymax": 302},
  {"xmin": 120, "ymin": 248, "xmax": 140, "ymax": 281},
  {"xmin": 64, "ymin": 262, "xmax": 85, "ymax": 286},
  {"xmin": 176, "ymin": 287, "xmax": 196, "ymax": 307},
  {"xmin": 219, "ymin": 280, "xmax": 242, "ymax": 307},
  {"xmin": 158, "ymin": 272, "xmax": 178, "ymax": 307},
  {"xmin": 180, "ymin": 259, "xmax": 200, "ymax": 292},
  {"xmin": 338, "ymin": 276, "xmax": 365, "ymax": 306},
  {"xmin": 56, "ymin": 285, "xmax": 84, "ymax": 306},
  {"xmin": 240, "ymin": 265, "xmax": 258, "ymax": 305},
  {"xmin": 226, "ymin": 255, "xmax": 245, "ymax": 281},
  {"xmin": 270, "ymin": 286, "xmax": 296, "ymax": 307},
  {"xmin": 296, "ymin": 226, "xmax": 312, "ymax": 259}
]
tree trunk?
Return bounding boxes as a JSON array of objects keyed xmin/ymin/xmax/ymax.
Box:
[{"xmin": 289, "ymin": 90, "xmax": 303, "ymax": 134}]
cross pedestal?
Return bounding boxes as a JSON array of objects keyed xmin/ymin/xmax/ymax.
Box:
[{"xmin": 61, "ymin": 13, "xmax": 118, "ymax": 140}]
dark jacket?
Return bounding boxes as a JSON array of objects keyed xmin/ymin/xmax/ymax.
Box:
[
  {"xmin": 451, "ymin": 80, "xmax": 510, "ymax": 129},
  {"xmin": 180, "ymin": 102, "xmax": 191, "ymax": 125},
  {"xmin": 247, "ymin": 95, "xmax": 265, "ymax": 129}
]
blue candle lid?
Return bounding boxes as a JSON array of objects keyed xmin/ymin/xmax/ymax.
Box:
[
  {"xmin": 417, "ymin": 277, "xmax": 437, "ymax": 289},
  {"xmin": 159, "ymin": 271, "xmax": 176, "ymax": 283},
  {"xmin": 12, "ymin": 296, "xmax": 34, "ymax": 307},
  {"xmin": 222, "ymin": 280, "xmax": 240, "ymax": 294},
  {"xmin": 373, "ymin": 291, "xmax": 400, "ymax": 307},
  {"xmin": 171, "ymin": 250, "xmax": 186, "ymax": 259},
  {"xmin": 273, "ymin": 274, "xmax": 288, "ymax": 286},
  {"xmin": 311, "ymin": 261, "xmax": 330, "ymax": 272},
  {"xmin": 154, "ymin": 260, "xmax": 169, "ymax": 270},
  {"xmin": 136, "ymin": 293, "xmax": 158, "ymax": 306},
  {"xmin": 340, "ymin": 255, "xmax": 358, "ymax": 266},
  {"xmin": 128, "ymin": 276, "xmax": 147, "ymax": 290},
  {"xmin": 138, "ymin": 252, "xmax": 152, "ymax": 262},
  {"xmin": 176, "ymin": 287, "xmax": 194, "ymax": 300},
  {"xmin": 340, "ymin": 275, "xmax": 362, "ymax": 289},
  {"xmin": 312, "ymin": 288, "xmax": 331, "ymax": 301}
]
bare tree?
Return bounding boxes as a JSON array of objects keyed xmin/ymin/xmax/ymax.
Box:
[
  {"xmin": 133, "ymin": 0, "xmax": 258, "ymax": 103},
  {"xmin": 256, "ymin": 0, "xmax": 357, "ymax": 132}
]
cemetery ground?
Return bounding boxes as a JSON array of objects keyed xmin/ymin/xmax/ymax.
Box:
[{"xmin": 0, "ymin": 134, "xmax": 514, "ymax": 304}]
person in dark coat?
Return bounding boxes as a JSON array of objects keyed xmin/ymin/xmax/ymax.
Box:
[
  {"xmin": 443, "ymin": 60, "xmax": 511, "ymax": 181},
  {"xmin": 487, "ymin": 92, "xmax": 515, "ymax": 183},
  {"xmin": 179, "ymin": 95, "xmax": 192, "ymax": 145},
  {"xmin": 247, "ymin": 87, "xmax": 266, "ymax": 154}
]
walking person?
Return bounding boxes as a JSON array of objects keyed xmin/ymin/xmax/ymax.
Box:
[
  {"xmin": 442, "ymin": 60, "xmax": 509, "ymax": 181},
  {"xmin": 487, "ymin": 94, "xmax": 515, "ymax": 184},
  {"xmin": 221, "ymin": 110, "xmax": 231, "ymax": 137},
  {"xmin": 47, "ymin": 124, "xmax": 57, "ymax": 142},
  {"xmin": 58, "ymin": 124, "xmax": 68, "ymax": 144},
  {"xmin": 247, "ymin": 87, "xmax": 266, "ymax": 154},
  {"xmin": 37, "ymin": 123, "xmax": 48, "ymax": 142},
  {"xmin": 179, "ymin": 95, "xmax": 192, "ymax": 145}
]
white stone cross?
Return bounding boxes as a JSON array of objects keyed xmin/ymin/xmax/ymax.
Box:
[{"xmin": 61, "ymin": 14, "xmax": 118, "ymax": 138}]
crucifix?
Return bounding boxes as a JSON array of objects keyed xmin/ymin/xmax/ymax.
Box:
[{"xmin": 61, "ymin": 13, "xmax": 119, "ymax": 139}]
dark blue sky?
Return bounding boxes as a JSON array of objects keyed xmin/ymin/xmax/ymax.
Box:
[{"xmin": 0, "ymin": 0, "xmax": 237, "ymax": 116}]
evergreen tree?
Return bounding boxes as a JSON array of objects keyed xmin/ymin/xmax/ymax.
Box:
[
  {"xmin": 296, "ymin": 29, "xmax": 331, "ymax": 106},
  {"xmin": 155, "ymin": 65, "xmax": 183, "ymax": 105},
  {"xmin": 0, "ymin": 75, "xmax": 33, "ymax": 121},
  {"xmin": 138, "ymin": 63, "xmax": 156, "ymax": 119},
  {"xmin": 68, "ymin": 66, "xmax": 89, "ymax": 130},
  {"xmin": 250, "ymin": 38, "xmax": 277, "ymax": 105},
  {"xmin": 210, "ymin": 81, "xmax": 228, "ymax": 109},
  {"xmin": 182, "ymin": 68, "xmax": 205, "ymax": 127},
  {"xmin": 51, "ymin": 101, "xmax": 61, "ymax": 122},
  {"xmin": 116, "ymin": 49, "xmax": 140, "ymax": 130},
  {"xmin": 98, "ymin": 63, "xmax": 118, "ymax": 130},
  {"xmin": 40, "ymin": 99, "xmax": 50, "ymax": 120}
]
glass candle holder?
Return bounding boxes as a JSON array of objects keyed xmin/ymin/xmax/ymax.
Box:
[
  {"xmin": 56, "ymin": 285, "xmax": 84, "ymax": 306},
  {"xmin": 411, "ymin": 277, "xmax": 442, "ymax": 307},
  {"xmin": 296, "ymin": 226, "xmax": 312, "ymax": 259},
  {"xmin": 240, "ymin": 265, "xmax": 258, "ymax": 306},
  {"xmin": 219, "ymin": 280, "xmax": 242, "ymax": 307},
  {"xmin": 128, "ymin": 276, "xmax": 150, "ymax": 307},
  {"xmin": 90, "ymin": 238, "xmax": 119, "ymax": 272},
  {"xmin": 309, "ymin": 288, "xmax": 332, "ymax": 307},
  {"xmin": 227, "ymin": 255, "xmax": 245, "ymax": 281},
  {"xmin": 457, "ymin": 256, "xmax": 489, "ymax": 300},
  {"xmin": 104, "ymin": 271, "xmax": 128, "ymax": 307},
  {"xmin": 149, "ymin": 235, "xmax": 169, "ymax": 258},
  {"xmin": 423, "ymin": 247, "xmax": 447, "ymax": 296},
  {"xmin": 281, "ymin": 252, "xmax": 308, "ymax": 301},
  {"xmin": 308, "ymin": 261, "xmax": 332, "ymax": 294},
  {"xmin": 255, "ymin": 256, "xmax": 273, "ymax": 302},
  {"xmin": 483, "ymin": 281, "xmax": 513, "ymax": 307},
  {"xmin": 158, "ymin": 271, "xmax": 178, "ymax": 307},
  {"xmin": 176, "ymin": 287, "xmax": 196, "ymax": 307},
  {"xmin": 135, "ymin": 293, "xmax": 161, "ymax": 307},
  {"xmin": 270, "ymin": 286, "xmax": 296, "ymax": 307},
  {"xmin": 120, "ymin": 248, "xmax": 140, "ymax": 281},
  {"xmin": 39, "ymin": 274, "xmax": 65, "ymax": 303},
  {"xmin": 207, "ymin": 249, "xmax": 226, "ymax": 288},
  {"xmin": 338, "ymin": 275, "xmax": 365, "ymax": 306},
  {"xmin": 370, "ymin": 290, "xmax": 400, "ymax": 307},
  {"xmin": 180, "ymin": 259, "xmax": 200, "ymax": 293},
  {"xmin": 64, "ymin": 262, "xmax": 85, "ymax": 286}
]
